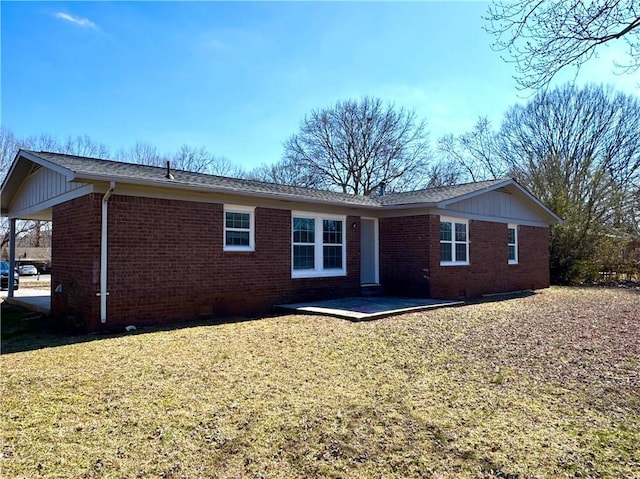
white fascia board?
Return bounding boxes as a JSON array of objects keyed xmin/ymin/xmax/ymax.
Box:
[
  {"xmin": 0, "ymin": 152, "xmax": 28, "ymax": 193},
  {"xmin": 66, "ymin": 171, "xmax": 561, "ymax": 225},
  {"xmin": 378, "ymin": 202, "xmax": 437, "ymax": 211},
  {"xmin": 6, "ymin": 183, "xmax": 94, "ymax": 219},
  {"xmin": 74, "ymin": 173, "xmax": 383, "ymax": 211},
  {"xmin": 430, "ymin": 208, "xmax": 551, "ymax": 228},
  {"xmin": 509, "ymin": 181, "xmax": 564, "ymax": 224},
  {"xmin": 17, "ymin": 150, "xmax": 77, "ymax": 180}
]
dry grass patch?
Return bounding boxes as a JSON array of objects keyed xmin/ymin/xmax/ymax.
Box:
[{"xmin": 1, "ymin": 286, "xmax": 638, "ymax": 478}]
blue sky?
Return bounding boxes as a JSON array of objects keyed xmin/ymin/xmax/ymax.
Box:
[{"xmin": 2, "ymin": 1, "xmax": 638, "ymax": 170}]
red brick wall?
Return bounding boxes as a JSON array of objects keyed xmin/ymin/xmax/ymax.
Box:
[
  {"xmin": 51, "ymin": 193, "xmax": 550, "ymax": 331},
  {"xmin": 379, "ymin": 214, "xmax": 550, "ymax": 299},
  {"xmin": 428, "ymin": 217, "xmax": 550, "ymax": 298},
  {"xmin": 52, "ymin": 194, "xmax": 360, "ymax": 331},
  {"xmin": 51, "ymin": 194, "xmax": 102, "ymax": 330},
  {"xmin": 379, "ymin": 215, "xmax": 431, "ymax": 296},
  {"xmin": 519, "ymin": 224, "xmax": 551, "ymax": 288}
]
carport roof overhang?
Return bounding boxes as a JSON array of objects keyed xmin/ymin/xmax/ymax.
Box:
[
  {"xmin": 0, "ymin": 152, "xmax": 59, "ymax": 220},
  {"xmin": 5, "ymin": 207, "xmax": 53, "ymax": 221}
]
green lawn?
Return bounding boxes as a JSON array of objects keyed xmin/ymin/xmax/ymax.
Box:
[{"xmin": 1, "ymin": 287, "xmax": 639, "ymax": 478}]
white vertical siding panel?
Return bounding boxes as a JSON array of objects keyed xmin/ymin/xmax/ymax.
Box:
[
  {"xmin": 11, "ymin": 168, "xmax": 86, "ymax": 211},
  {"xmin": 42, "ymin": 169, "xmax": 48, "ymax": 204},
  {"xmin": 445, "ymin": 191, "xmax": 540, "ymax": 222},
  {"xmin": 48, "ymin": 169, "xmax": 55, "ymax": 202}
]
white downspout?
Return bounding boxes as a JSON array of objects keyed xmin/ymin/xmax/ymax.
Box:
[{"xmin": 98, "ymin": 182, "xmax": 115, "ymax": 323}]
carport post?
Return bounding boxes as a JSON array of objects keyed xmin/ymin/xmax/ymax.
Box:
[{"xmin": 8, "ymin": 218, "xmax": 16, "ymax": 297}]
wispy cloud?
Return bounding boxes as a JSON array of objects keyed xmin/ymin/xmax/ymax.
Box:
[{"xmin": 54, "ymin": 12, "xmax": 97, "ymax": 29}]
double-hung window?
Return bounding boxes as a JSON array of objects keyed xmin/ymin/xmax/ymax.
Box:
[
  {"xmin": 292, "ymin": 217, "xmax": 315, "ymax": 270},
  {"xmin": 223, "ymin": 205, "xmax": 255, "ymax": 252},
  {"xmin": 440, "ymin": 217, "xmax": 469, "ymax": 265},
  {"xmin": 508, "ymin": 224, "xmax": 518, "ymax": 264},
  {"xmin": 292, "ymin": 213, "xmax": 346, "ymax": 278}
]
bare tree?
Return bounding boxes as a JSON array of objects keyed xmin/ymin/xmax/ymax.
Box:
[
  {"xmin": 60, "ymin": 134, "xmax": 111, "ymax": 157},
  {"xmin": 247, "ymin": 158, "xmax": 320, "ymax": 189},
  {"xmin": 420, "ymin": 160, "xmax": 463, "ymax": 188},
  {"xmin": 170, "ymin": 145, "xmax": 214, "ymax": 173},
  {"xmin": 0, "ymin": 127, "xmax": 20, "ymax": 180},
  {"xmin": 437, "ymin": 117, "xmax": 505, "ymax": 182},
  {"xmin": 486, "ymin": 0, "xmax": 640, "ymax": 90},
  {"xmin": 20, "ymin": 133, "xmax": 60, "ymax": 154},
  {"xmin": 117, "ymin": 141, "xmax": 166, "ymax": 166},
  {"xmin": 206, "ymin": 155, "xmax": 246, "ymax": 178},
  {"xmin": 116, "ymin": 142, "xmax": 244, "ymax": 177},
  {"xmin": 283, "ymin": 97, "xmax": 431, "ymax": 195},
  {"xmin": 169, "ymin": 145, "xmax": 244, "ymax": 177},
  {"xmin": 0, "ymin": 128, "xmax": 23, "ymax": 255},
  {"xmin": 15, "ymin": 132, "xmax": 111, "ymax": 158},
  {"xmin": 0, "ymin": 129, "xmax": 58, "ymax": 255},
  {"xmin": 498, "ymin": 83, "xmax": 640, "ymax": 282}
]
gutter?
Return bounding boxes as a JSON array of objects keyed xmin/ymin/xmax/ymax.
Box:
[
  {"xmin": 97, "ymin": 182, "xmax": 115, "ymax": 323},
  {"xmin": 69, "ymin": 173, "xmax": 383, "ymax": 210}
]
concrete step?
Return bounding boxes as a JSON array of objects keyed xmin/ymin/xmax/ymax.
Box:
[{"xmin": 361, "ymin": 284, "xmax": 385, "ymax": 297}]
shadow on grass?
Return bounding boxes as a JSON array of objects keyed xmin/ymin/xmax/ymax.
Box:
[
  {"xmin": 1, "ymin": 291, "xmax": 542, "ymax": 355},
  {"xmin": 1, "ymin": 289, "xmax": 575, "ymax": 355},
  {"xmin": 462, "ymin": 289, "xmax": 537, "ymax": 305},
  {"xmin": 0, "ymin": 301, "xmax": 261, "ymax": 355}
]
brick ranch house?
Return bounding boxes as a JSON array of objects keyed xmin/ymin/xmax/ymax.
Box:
[{"xmin": 1, "ymin": 150, "xmax": 561, "ymax": 331}]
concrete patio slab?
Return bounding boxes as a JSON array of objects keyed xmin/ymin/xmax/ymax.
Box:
[
  {"xmin": 278, "ymin": 296, "xmax": 463, "ymax": 320},
  {"xmin": 2, "ymin": 290, "xmax": 51, "ymax": 315}
]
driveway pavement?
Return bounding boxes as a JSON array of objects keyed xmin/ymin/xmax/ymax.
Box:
[
  {"xmin": 0, "ymin": 287, "xmax": 50, "ymax": 298},
  {"xmin": 0, "ymin": 274, "xmax": 50, "ymax": 297},
  {"xmin": 1, "ymin": 275, "xmax": 51, "ymax": 314}
]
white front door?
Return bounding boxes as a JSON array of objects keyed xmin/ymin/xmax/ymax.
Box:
[{"xmin": 360, "ymin": 218, "xmax": 379, "ymax": 285}]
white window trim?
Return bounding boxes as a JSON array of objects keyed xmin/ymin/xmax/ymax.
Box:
[
  {"xmin": 508, "ymin": 224, "xmax": 518, "ymax": 265},
  {"xmin": 440, "ymin": 216, "xmax": 470, "ymax": 266},
  {"xmin": 292, "ymin": 211, "xmax": 347, "ymax": 278},
  {"xmin": 223, "ymin": 205, "xmax": 255, "ymax": 252}
]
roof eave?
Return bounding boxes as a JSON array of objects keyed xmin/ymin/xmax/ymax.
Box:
[
  {"xmin": 74, "ymin": 172, "xmax": 383, "ymax": 210},
  {"xmin": 17, "ymin": 150, "xmax": 76, "ymax": 180},
  {"xmin": 4, "ymin": 151, "xmax": 563, "ymax": 223},
  {"xmin": 435, "ymin": 178, "xmax": 514, "ymax": 208},
  {"xmin": 507, "ymin": 180, "xmax": 563, "ymax": 224},
  {"xmin": 1, "ymin": 150, "xmax": 77, "ymax": 213},
  {"xmin": 436, "ymin": 178, "xmax": 562, "ymax": 225},
  {"xmin": 380, "ymin": 201, "xmax": 438, "ymax": 210}
]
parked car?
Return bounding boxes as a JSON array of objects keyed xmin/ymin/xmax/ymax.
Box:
[
  {"xmin": 0, "ymin": 261, "xmax": 19, "ymax": 290},
  {"xmin": 18, "ymin": 264, "xmax": 38, "ymax": 276}
]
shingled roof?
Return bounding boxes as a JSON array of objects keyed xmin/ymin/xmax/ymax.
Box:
[
  {"xmin": 14, "ymin": 150, "xmax": 516, "ymax": 206},
  {"xmin": 378, "ymin": 179, "xmax": 509, "ymax": 206},
  {"xmin": 2, "ymin": 150, "xmax": 561, "ymax": 224},
  {"xmin": 19, "ymin": 150, "xmax": 380, "ymax": 207}
]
